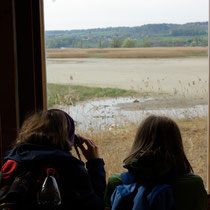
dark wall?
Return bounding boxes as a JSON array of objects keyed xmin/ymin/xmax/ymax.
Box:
[
  {"xmin": 0, "ymin": 0, "xmax": 19, "ymax": 166},
  {"xmin": 0, "ymin": 0, "xmax": 46, "ymax": 165}
]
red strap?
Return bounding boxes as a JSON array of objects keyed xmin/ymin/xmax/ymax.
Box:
[
  {"xmin": 1, "ymin": 160, "xmax": 17, "ymax": 180},
  {"xmin": 46, "ymin": 168, "xmax": 56, "ymax": 176}
]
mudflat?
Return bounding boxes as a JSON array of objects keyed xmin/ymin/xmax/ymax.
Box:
[{"xmin": 46, "ymin": 57, "xmax": 208, "ymax": 106}]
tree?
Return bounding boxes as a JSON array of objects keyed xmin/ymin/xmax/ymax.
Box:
[
  {"xmin": 80, "ymin": 39, "xmax": 83, "ymax": 48},
  {"xmin": 190, "ymin": 40, "xmax": 197, "ymax": 47},
  {"xmin": 110, "ymin": 37, "xmax": 122, "ymax": 48},
  {"xmin": 98, "ymin": 40, "xmax": 102, "ymax": 48},
  {"xmin": 122, "ymin": 38, "xmax": 136, "ymax": 48},
  {"xmin": 101, "ymin": 40, "xmax": 110, "ymax": 48},
  {"xmin": 45, "ymin": 38, "xmax": 60, "ymax": 48},
  {"xmin": 141, "ymin": 38, "xmax": 152, "ymax": 47}
]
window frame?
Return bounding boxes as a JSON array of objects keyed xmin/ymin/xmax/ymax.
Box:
[
  {"xmin": 208, "ymin": 0, "xmax": 210, "ymax": 194},
  {"xmin": 0, "ymin": 0, "xmax": 47, "ymax": 164}
]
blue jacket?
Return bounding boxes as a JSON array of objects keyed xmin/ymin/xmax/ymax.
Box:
[
  {"xmin": 2, "ymin": 143, "xmax": 106, "ymax": 210},
  {"xmin": 110, "ymin": 171, "xmax": 175, "ymax": 210},
  {"xmin": 104, "ymin": 156, "xmax": 207, "ymax": 210}
]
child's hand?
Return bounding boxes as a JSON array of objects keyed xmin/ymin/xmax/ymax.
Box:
[{"xmin": 77, "ymin": 136, "xmax": 100, "ymax": 160}]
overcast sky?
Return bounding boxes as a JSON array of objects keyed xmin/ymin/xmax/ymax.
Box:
[{"xmin": 44, "ymin": 0, "xmax": 208, "ymax": 30}]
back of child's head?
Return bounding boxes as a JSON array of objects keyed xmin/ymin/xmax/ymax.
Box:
[
  {"xmin": 15, "ymin": 109, "xmax": 75, "ymax": 152},
  {"xmin": 124, "ymin": 115, "xmax": 193, "ymax": 174}
]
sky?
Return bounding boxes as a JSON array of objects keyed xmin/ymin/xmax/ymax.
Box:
[{"xmin": 44, "ymin": 0, "xmax": 209, "ymax": 30}]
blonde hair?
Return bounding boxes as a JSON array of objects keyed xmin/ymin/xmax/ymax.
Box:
[
  {"xmin": 14, "ymin": 109, "xmax": 72, "ymax": 152},
  {"xmin": 124, "ymin": 115, "xmax": 193, "ymax": 173}
]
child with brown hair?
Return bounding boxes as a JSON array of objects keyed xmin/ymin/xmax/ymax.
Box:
[
  {"xmin": 105, "ymin": 115, "xmax": 207, "ymax": 210},
  {"xmin": 0, "ymin": 109, "xmax": 106, "ymax": 210}
]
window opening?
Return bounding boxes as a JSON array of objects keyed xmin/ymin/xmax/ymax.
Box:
[{"xmin": 43, "ymin": 0, "xmax": 209, "ymax": 190}]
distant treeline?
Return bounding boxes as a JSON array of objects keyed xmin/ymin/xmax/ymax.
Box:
[{"xmin": 45, "ymin": 22, "xmax": 208, "ymax": 48}]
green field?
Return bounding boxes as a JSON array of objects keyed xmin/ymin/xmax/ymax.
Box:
[{"xmin": 47, "ymin": 83, "xmax": 139, "ymax": 107}]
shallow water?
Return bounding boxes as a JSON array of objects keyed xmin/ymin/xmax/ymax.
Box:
[{"xmin": 61, "ymin": 97, "xmax": 208, "ymax": 130}]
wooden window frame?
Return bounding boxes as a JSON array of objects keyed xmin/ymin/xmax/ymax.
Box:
[
  {"xmin": 0, "ymin": 0, "xmax": 46, "ymax": 164},
  {"xmin": 208, "ymin": 0, "xmax": 210, "ymax": 202}
]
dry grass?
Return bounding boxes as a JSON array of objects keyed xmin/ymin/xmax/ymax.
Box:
[
  {"xmin": 179, "ymin": 117, "xmax": 207, "ymax": 185},
  {"xmin": 46, "ymin": 47, "xmax": 208, "ymax": 58},
  {"xmin": 73, "ymin": 117, "xmax": 208, "ymax": 186}
]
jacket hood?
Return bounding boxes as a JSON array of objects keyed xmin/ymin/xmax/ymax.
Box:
[
  {"xmin": 123, "ymin": 154, "xmax": 174, "ymax": 183},
  {"xmin": 4, "ymin": 143, "xmax": 82, "ymax": 165}
]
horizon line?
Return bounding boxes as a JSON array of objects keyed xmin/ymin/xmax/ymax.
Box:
[{"xmin": 44, "ymin": 20, "xmax": 208, "ymax": 31}]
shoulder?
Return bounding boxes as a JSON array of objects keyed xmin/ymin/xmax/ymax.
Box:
[
  {"xmin": 172, "ymin": 173, "xmax": 208, "ymax": 210},
  {"xmin": 106, "ymin": 173, "xmax": 123, "ymax": 196},
  {"xmin": 173, "ymin": 173, "xmax": 206, "ymax": 189},
  {"xmin": 104, "ymin": 174, "xmax": 123, "ymax": 208},
  {"xmin": 173, "ymin": 173, "xmax": 207, "ymax": 198},
  {"xmin": 108, "ymin": 173, "xmax": 123, "ymax": 187}
]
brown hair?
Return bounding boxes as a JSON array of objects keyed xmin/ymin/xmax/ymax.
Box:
[
  {"xmin": 124, "ymin": 115, "xmax": 193, "ymax": 174},
  {"xmin": 14, "ymin": 109, "xmax": 72, "ymax": 152}
]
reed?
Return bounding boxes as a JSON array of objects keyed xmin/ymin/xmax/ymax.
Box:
[{"xmin": 46, "ymin": 47, "xmax": 208, "ymax": 59}]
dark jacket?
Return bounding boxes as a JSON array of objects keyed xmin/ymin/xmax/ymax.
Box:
[
  {"xmin": 2, "ymin": 143, "xmax": 106, "ymax": 210},
  {"xmin": 104, "ymin": 155, "xmax": 207, "ymax": 210}
]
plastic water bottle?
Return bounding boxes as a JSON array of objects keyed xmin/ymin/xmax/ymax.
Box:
[{"xmin": 37, "ymin": 168, "xmax": 61, "ymax": 209}]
